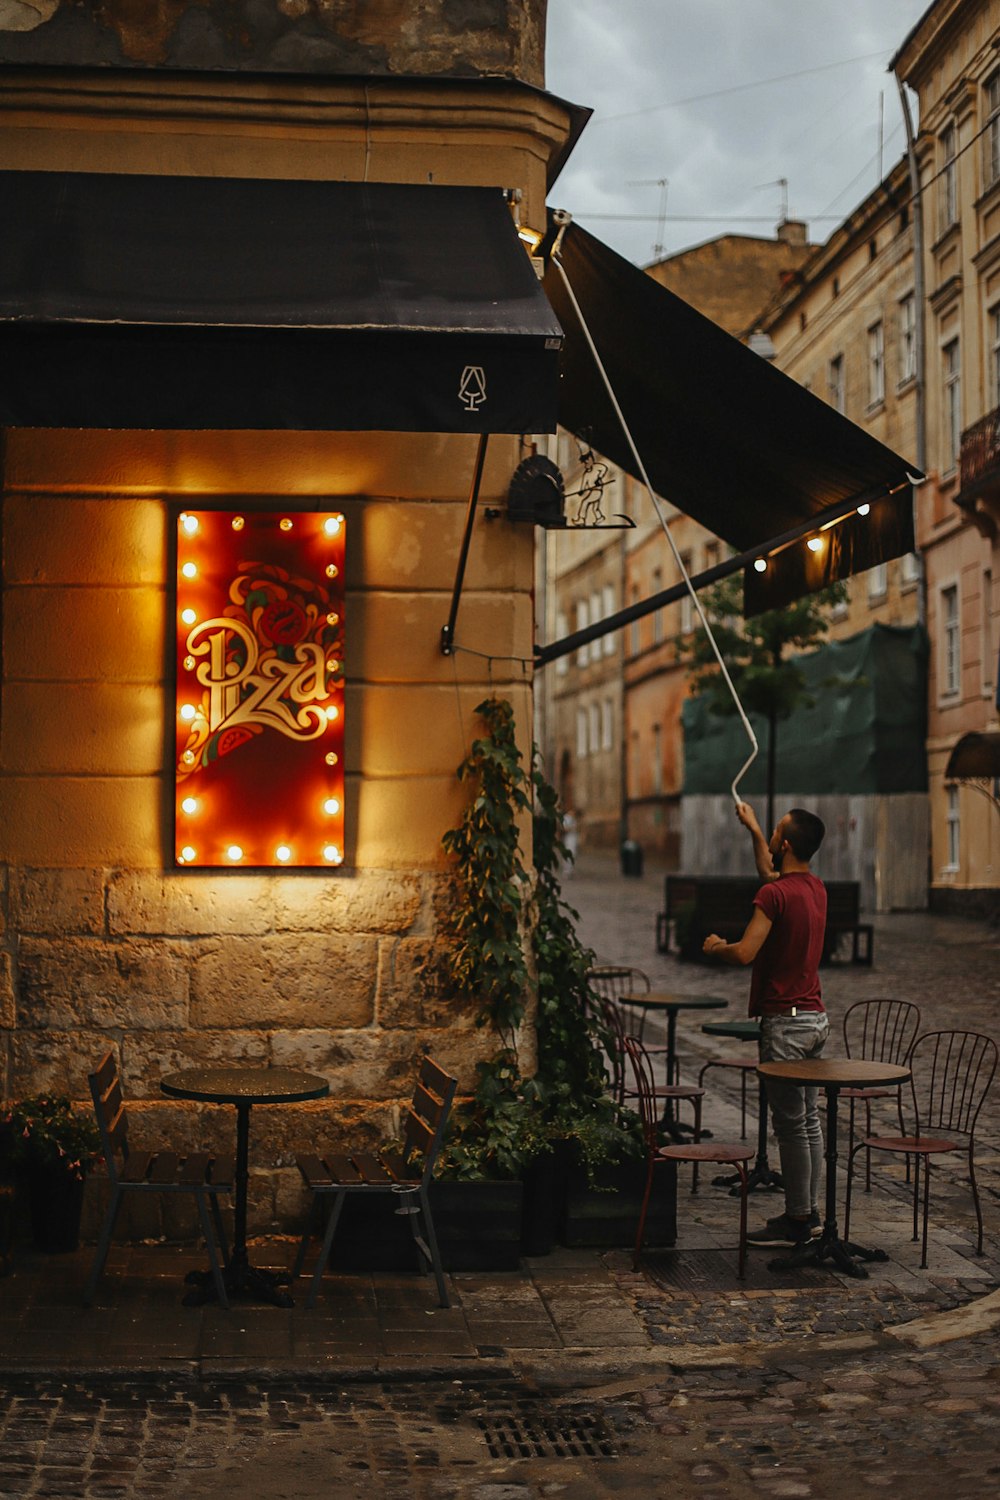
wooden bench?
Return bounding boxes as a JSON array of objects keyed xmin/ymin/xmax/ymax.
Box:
[{"xmin": 657, "ymin": 875, "xmax": 873, "ymax": 965}]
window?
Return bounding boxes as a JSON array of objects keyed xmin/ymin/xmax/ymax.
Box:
[
  {"xmin": 703, "ymin": 540, "xmax": 721, "ymax": 574},
  {"xmin": 556, "ymin": 610, "xmax": 568, "ymax": 676},
  {"xmin": 577, "ymin": 708, "xmax": 588, "ymax": 759},
  {"xmin": 652, "ymin": 567, "xmax": 664, "ymax": 644},
  {"xmin": 899, "ymin": 294, "xmax": 916, "ymax": 384},
  {"xmin": 827, "ymin": 354, "xmax": 845, "ymax": 414},
  {"xmin": 679, "ymin": 554, "xmax": 693, "ymax": 633},
  {"xmin": 940, "ymin": 123, "xmax": 958, "ymax": 231},
  {"xmin": 602, "ymin": 584, "xmax": 616, "ymax": 656},
  {"xmin": 985, "ymin": 70, "xmax": 1000, "ymax": 188},
  {"xmin": 946, "ymin": 784, "xmax": 960, "ymax": 870},
  {"xmin": 867, "ymin": 321, "xmax": 885, "ymax": 407},
  {"xmin": 990, "ymin": 305, "xmax": 1000, "ymax": 408},
  {"xmin": 590, "ymin": 589, "xmax": 601, "ymax": 644},
  {"xmin": 589, "ymin": 702, "xmax": 600, "ymax": 755},
  {"xmin": 601, "ymin": 697, "xmax": 613, "ymax": 752},
  {"xmin": 576, "ymin": 598, "xmax": 589, "ymax": 667},
  {"xmin": 901, "ymin": 552, "xmax": 920, "ymax": 588},
  {"xmin": 867, "ymin": 563, "xmax": 888, "ymax": 602},
  {"xmin": 942, "ymin": 339, "xmax": 961, "ymax": 474},
  {"xmin": 942, "ymin": 584, "xmax": 960, "ymax": 696},
  {"xmin": 984, "ymin": 569, "xmax": 994, "ymax": 698},
  {"xmin": 629, "ymin": 587, "xmax": 641, "ymax": 656}
]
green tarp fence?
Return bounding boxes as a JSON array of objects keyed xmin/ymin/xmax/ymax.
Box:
[{"xmin": 682, "ymin": 623, "xmax": 928, "ymax": 797}]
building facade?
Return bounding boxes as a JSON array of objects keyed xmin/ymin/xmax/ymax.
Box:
[
  {"xmin": 0, "ymin": 1, "xmax": 577, "ymax": 1228},
  {"xmin": 893, "ymin": 0, "xmax": 1000, "ymax": 915}
]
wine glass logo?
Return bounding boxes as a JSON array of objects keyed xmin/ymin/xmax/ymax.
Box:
[{"xmin": 458, "ymin": 365, "xmax": 487, "ymax": 411}]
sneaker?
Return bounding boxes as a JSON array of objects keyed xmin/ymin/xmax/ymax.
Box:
[
  {"xmin": 746, "ymin": 1213, "xmax": 813, "ymax": 1247},
  {"xmin": 808, "ymin": 1210, "xmax": 822, "ymax": 1237}
]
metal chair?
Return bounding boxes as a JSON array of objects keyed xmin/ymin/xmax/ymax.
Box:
[
  {"xmin": 842, "ymin": 998, "xmax": 921, "ymax": 1190},
  {"xmin": 624, "ymin": 1036, "xmax": 753, "ymax": 1278},
  {"xmin": 85, "ymin": 1051, "xmax": 233, "ymax": 1307},
  {"xmin": 697, "ymin": 1056, "xmax": 754, "ymax": 1139},
  {"xmin": 845, "ymin": 1030, "xmax": 997, "ymax": 1268},
  {"xmin": 591, "ymin": 988, "xmax": 705, "ymax": 1150},
  {"xmin": 294, "ymin": 1055, "xmax": 457, "ymax": 1309},
  {"xmin": 587, "ymin": 966, "xmax": 671, "ymax": 1084}
]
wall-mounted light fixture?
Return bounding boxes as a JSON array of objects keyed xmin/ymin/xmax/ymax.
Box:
[{"xmin": 174, "ymin": 508, "xmax": 346, "ymax": 868}]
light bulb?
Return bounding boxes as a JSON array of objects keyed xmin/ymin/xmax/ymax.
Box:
[
  {"xmin": 753, "ymin": 558, "xmax": 767, "ymax": 573},
  {"xmin": 856, "ymin": 503, "xmax": 870, "ymax": 517},
  {"xmin": 181, "ymin": 608, "xmax": 197, "ymax": 626},
  {"xmin": 326, "ymin": 659, "xmax": 340, "ymax": 674},
  {"xmin": 807, "ymin": 537, "xmax": 823, "ymax": 552},
  {"xmin": 326, "ymin": 612, "xmax": 339, "ymax": 626},
  {"xmin": 275, "ymin": 845, "xmax": 292, "ymax": 863},
  {"xmin": 323, "ymin": 845, "xmax": 342, "ymax": 863},
  {"xmin": 280, "ymin": 518, "xmax": 293, "ymax": 531},
  {"xmin": 324, "ymin": 516, "xmax": 342, "ymax": 536},
  {"xmin": 324, "ymin": 798, "xmax": 341, "ymax": 816},
  {"xmin": 325, "ymin": 752, "xmax": 339, "ymax": 766},
  {"xmin": 227, "ymin": 845, "xmax": 243, "ymax": 862},
  {"xmin": 181, "ymin": 796, "xmax": 198, "ymax": 815},
  {"xmin": 325, "ymin": 705, "xmax": 339, "ymax": 721},
  {"xmin": 180, "ymin": 846, "xmax": 196, "ymax": 862},
  {"xmin": 232, "ymin": 516, "xmax": 245, "ymax": 530},
  {"xmin": 181, "ymin": 562, "xmax": 197, "ymax": 579},
  {"xmin": 180, "ymin": 704, "xmax": 197, "ymax": 721},
  {"xmin": 180, "ymin": 513, "xmax": 199, "ymax": 535},
  {"xmin": 325, "ymin": 564, "xmax": 339, "ymax": 579}
]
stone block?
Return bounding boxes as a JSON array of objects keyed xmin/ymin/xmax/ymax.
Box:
[
  {"xmin": 0, "ymin": 952, "xmax": 13, "ymax": 1030},
  {"xmin": 12, "ymin": 868, "xmax": 106, "ymax": 935},
  {"xmin": 16, "ymin": 937, "xmax": 189, "ymax": 1030},
  {"xmin": 353, "ymin": 774, "xmax": 468, "ymax": 870},
  {"xmin": 2, "ymin": 683, "xmax": 164, "ymax": 774},
  {"xmin": 344, "ymin": 591, "xmax": 533, "ymax": 685},
  {"xmin": 121, "ymin": 1030, "xmax": 271, "ymax": 1097},
  {"xmin": 190, "ymin": 934, "xmax": 377, "ymax": 1029},
  {"xmin": 342, "ymin": 681, "xmax": 532, "ymax": 778},
  {"xmin": 269, "ymin": 1023, "xmax": 490, "ymax": 1098},
  {"xmin": 0, "ymin": 776, "xmax": 162, "ymax": 867},
  {"xmin": 271, "ymin": 868, "xmax": 425, "ymax": 935},
  {"xmin": 130, "ymin": 1099, "xmax": 235, "ymax": 1159},
  {"xmin": 359, "ymin": 497, "xmax": 531, "ymax": 592},
  {"xmin": 108, "ymin": 870, "xmax": 275, "ymax": 937},
  {"xmin": 376, "ymin": 937, "xmax": 474, "ymax": 1028},
  {"xmin": 4, "ymin": 495, "xmax": 165, "ymax": 585},
  {"xmin": 253, "ymin": 1098, "xmax": 394, "ymax": 1166},
  {"xmin": 4, "ymin": 585, "xmax": 164, "ymax": 683},
  {"xmin": 8, "ymin": 1028, "xmax": 116, "ymax": 1097}
]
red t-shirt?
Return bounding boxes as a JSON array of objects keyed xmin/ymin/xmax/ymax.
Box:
[{"xmin": 748, "ymin": 871, "xmax": 827, "ymax": 1017}]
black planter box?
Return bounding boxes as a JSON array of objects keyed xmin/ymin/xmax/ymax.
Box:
[
  {"xmin": 560, "ymin": 1155, "xmax": 677, "ymax": 1248},
  {"xmin": 326, "ymin": 1179, "xmax": 524, "ymax": 1273}
]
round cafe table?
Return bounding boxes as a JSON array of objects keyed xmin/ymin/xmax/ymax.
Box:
[
  {"xmin": 701, "ymin": 1018, "xmax": 783, "ymax": 1195},
  {"xmin": 161, "ymin": 1065, "xmax": 329, "ymax": 1307},
  {"xmin": 756, "ymin": 1058, "xmax": 911, "ymax": 1279},
  {"xmin": 623, "ymin": 992, "xmax": 728, "ymax": 1141}
]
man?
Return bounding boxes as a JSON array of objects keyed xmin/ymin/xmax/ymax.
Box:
[{"xmin": 702, "ymin": 801, "xmax": 829, "ymax": 1248}]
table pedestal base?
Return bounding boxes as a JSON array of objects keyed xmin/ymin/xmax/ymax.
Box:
[
  {"xmin": 768, "ymin": 1226, "xmax": 888, "ymax": 1280},
  {"xmin": 183, "ymin": 1258, "xmax": 294, "ymax": 1309}
]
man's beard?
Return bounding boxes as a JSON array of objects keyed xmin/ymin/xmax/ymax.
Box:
[{"xmin": 772, "ymin": 847, "xmax": 785, "ymax": 872}]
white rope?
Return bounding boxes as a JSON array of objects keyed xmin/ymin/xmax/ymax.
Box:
[{"xmin": 553, "ymin": 253, "xmax": 759, "ymax": 804}]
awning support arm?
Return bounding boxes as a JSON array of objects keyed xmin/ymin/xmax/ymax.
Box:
[{"xmin": 441, "ymin": 433, "xmax": 489, "ymax": 657}]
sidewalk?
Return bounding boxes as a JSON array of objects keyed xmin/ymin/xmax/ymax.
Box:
[{"xmin": 1, "ymin": 864, "xmax": 998, "ymax": 1386}]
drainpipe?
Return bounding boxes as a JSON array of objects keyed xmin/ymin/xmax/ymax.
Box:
[{"xmin": 894, "ymin": 70, "xmax": 928, "ymax": 629}]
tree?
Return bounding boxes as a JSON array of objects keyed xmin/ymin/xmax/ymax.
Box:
[{"xmin": 683, "ymin": 573, "xmax": 849, "ymax": 835}]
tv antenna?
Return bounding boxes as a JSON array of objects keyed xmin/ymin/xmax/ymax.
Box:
[
  {"xmin": 754, "ymin": 176, "xmax": 789, "ymax": 222},
  {"xmin": 627, "ymin": 176, "xmax": 669, "ymax": 259}
]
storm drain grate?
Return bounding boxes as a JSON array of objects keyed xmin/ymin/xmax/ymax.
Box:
[{"xmin": 476, "ymin": 1408, "xmax": 621, "ymax": 1460}]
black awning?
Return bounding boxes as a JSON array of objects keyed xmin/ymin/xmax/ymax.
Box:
[
  {"xmin": 0, "ymin": 172, "xmax": 562, "ymax": 433},
  {"xmin": 945, "ymin": 731, "xmax": 1000, "ymax": 780},
  {"xmin": 543, "ymin": 218, "xmax": 919, "ymax": 613}
]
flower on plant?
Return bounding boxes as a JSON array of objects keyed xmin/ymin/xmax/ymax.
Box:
[{"xmin": 0, "ymin": 1095, "xmax": 101, "ymax": 1183}]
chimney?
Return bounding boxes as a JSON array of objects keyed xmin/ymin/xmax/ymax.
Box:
[{"xmin": 777, "ymin": 219, "xmax": 808, "ymax": 247}]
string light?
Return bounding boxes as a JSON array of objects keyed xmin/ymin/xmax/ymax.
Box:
[
  {"xmin": 753, "ymin": 558, "xmax": 767, "ymax": 573},
  {"xmin": 807, "ymin": 537, "xmax": 823, "ymax": 552},
  {"xmin": 857, "ymin": 503, "xmax": 871, "ymax": 516}
]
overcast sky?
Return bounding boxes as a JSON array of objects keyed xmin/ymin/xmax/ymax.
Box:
[{"xmin": 544, "ymin": 0, "xmax": 931, "ymax": 266}]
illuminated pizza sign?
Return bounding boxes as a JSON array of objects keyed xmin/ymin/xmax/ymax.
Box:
[{"xmin": 174, "ymin": 509, "xmax": 345, "ymax": 868}]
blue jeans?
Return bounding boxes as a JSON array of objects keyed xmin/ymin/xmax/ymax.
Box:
[{"xmin": 759, "ymin": 1013, "xmax": 830, "ymax": 1219}]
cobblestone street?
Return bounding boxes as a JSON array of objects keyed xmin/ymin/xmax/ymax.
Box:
[{"xmin": 1, "ymin": 855, "xmax": 999, "ymax": 1497}]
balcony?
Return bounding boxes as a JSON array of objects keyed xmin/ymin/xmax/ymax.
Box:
[{"xmin": 958, "ymin": 408, "xmax": 1000, "ymax": 537}]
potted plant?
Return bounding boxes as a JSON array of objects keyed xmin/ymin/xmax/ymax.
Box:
[{"xmin": 0, "ymin": 1094, "xmax": 101, "ymax": 1252}]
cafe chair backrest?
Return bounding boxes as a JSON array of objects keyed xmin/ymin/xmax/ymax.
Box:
[
  {"xmin": 587, "ymin": 966, "xmax": 651, "ymax": 1002},
  {"xmin": 401, "ymin": 1055, "xmax": 458, "ymax": 1185},
  {"xmin": 88, "ymin": 1050, "xmax": 130, "ymax": 1181},
  {"xmin": 622, "ymin": 1035, "xmax": 659, "ymax": 1147},
  {"xmin": 843, "ymin": 999, "xmax": 920, "ymax": 1067},
  {"xmin": 910, "ymin": 1030, "xmax": 998, "ymax": 1140}
]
